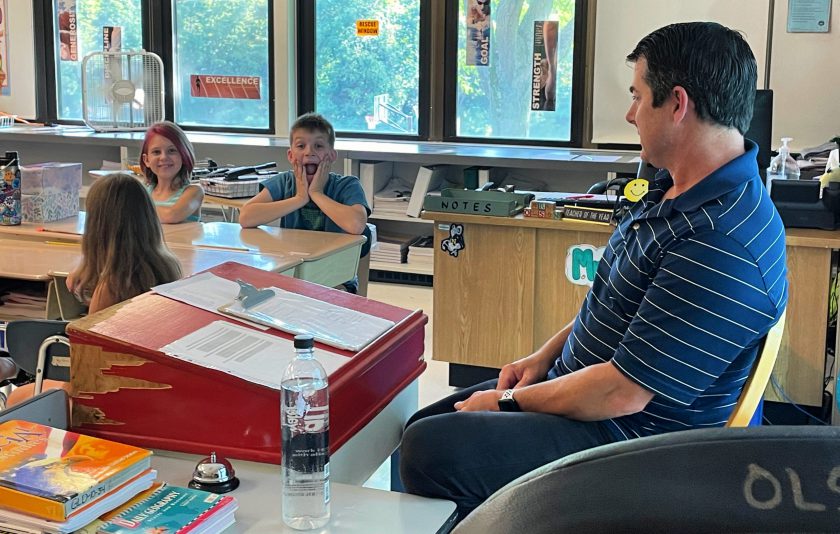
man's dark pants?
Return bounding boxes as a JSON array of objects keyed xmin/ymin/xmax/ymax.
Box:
[{"xmin": 399, "ymin": 379, "xmax": 619, "ymax": 522}]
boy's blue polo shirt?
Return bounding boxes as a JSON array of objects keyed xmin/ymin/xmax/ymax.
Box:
[{"xmin": 548, "ymin": 140, "xmax": 788, "ymax": 440}]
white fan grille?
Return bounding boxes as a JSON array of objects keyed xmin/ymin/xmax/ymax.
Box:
[{"xmin": 82, "ymin": 50, "xmax": 164, "ymax": 132}]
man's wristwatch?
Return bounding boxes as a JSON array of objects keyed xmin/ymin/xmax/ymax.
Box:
[{"xmin": 498, "ymin": 389, "xmax": 521, "ymax": 412}]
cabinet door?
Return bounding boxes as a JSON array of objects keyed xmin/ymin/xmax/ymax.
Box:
[{"xmin": 433, "ymin": 222, "xmax": 536, "ymax": 367}]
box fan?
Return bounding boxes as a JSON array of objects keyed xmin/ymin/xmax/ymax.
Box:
[{"xmin": 81, "ymin": 50, "xmax": 164, "ymax": 132}]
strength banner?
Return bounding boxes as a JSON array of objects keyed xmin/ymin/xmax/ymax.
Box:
[{"xmin": 531, "ymin": 20, "xmax": 558, "ymax": 111}]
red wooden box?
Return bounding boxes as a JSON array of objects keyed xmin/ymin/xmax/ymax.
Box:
[{"xmin": 68, "ymin": 262, "xmax": 427, "ymax": 463}]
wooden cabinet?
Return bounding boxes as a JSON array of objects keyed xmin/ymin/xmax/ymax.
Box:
[{"xmin": 425, "ymin": 212, "xmax": 840, "ymax": 407}]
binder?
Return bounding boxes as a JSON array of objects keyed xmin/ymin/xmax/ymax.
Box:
[
  {"xmin": 406, "ymin": 165, "xmax": 447, "ymax": 218},
  {"xmin": 359, "ymin": 160, "xmax": 394, "ymax": 209}
]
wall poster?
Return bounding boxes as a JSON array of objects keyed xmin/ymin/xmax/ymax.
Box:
[
  {"xmin": 465, "ymin": 0, "xmax": 490, "ymax": 66},
  {"xmin": 57, "ymin": 0, "xmax": 78, "ymax": 61},
  {"xmin": 0, "ymin": 0, "xmax": 9, "ymax": 95},
  {"xmin": 531, "ymin": 20, "xmax": 558, "ymax": 111}
]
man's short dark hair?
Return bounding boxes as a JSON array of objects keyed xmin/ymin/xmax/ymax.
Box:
[
  {"xmin": 290, "ymin": 112, "xmax": 336, "ymax": 147},
  {"xmin": 627, "ymin": 22, "xmax": 757, "ymax": 135}
]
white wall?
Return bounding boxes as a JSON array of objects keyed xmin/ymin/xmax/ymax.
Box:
[
  {"xmin": 591, "ymin": 0, "xmax": 770, "ymax": 145},
  {"xmin": 0, "ymin": 0, "xmax": 37, "ymax": 119},
  {"xmin": 592, "ymin": 0, "xmax": 840, "ymax": 152},
  {"xmin": 770, "ymin": 0, "xmax": 840, "ymax": 150}
]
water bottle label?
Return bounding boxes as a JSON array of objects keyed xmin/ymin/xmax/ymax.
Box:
[{"xmin": 282, "ymin": 396, "xmax": 329, "ymax": 474}]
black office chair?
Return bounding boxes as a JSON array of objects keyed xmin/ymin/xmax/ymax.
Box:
[
  {"xmin": 587, "ymin": 159, "xmax": 658, "ymax": 195},
  {"xmin": 5, "ymin": 320, "xmax": 71, "ymax": 398},
  {"xmin": 453, "ymin": 425, "xmax": 840, "ymax": 533}
]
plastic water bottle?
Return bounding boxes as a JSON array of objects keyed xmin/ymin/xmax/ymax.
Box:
[
  {"xmin": 281, "ymin": 334, "xmax": 330, "ymax": 530},
  {"xmin": 0, "ymin": 151, "xmax": 22, "ymax": 226},
  {"xmin": 766, "ymin": 137, "xmax": 800, "ymax": 195}
]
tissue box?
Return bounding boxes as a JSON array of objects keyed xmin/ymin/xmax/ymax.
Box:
[
  {"xmin": 21, "ymin": 162, "xmax": 82, "ymax": 195},
  {"xmin": 22, "ymin": 190, "xmax": 79, "ymax": 222},
  {"xmin": 20, "ymin": 163, "xmax": 82, "ymax": 222}
]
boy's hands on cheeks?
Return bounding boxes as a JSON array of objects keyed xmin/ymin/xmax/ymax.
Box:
[
  {"xmin": 292, "ymin": 160, "xmax": 311, "ymax": 206},
  {"xmin": 308, "ymin": 153, "xmax": 335, "ymax": 196}
]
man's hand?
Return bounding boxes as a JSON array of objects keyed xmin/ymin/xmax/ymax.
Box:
[
  {"xmin": 497, "ymin": 352, "xmax": 554, "ymax": 391},
  {"xmin": 454, "ymin": 389, "xmax": 503, "ymax": 412}
]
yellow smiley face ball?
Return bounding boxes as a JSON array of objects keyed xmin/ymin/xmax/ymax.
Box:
[{"xmin": 624, "ymin": 178, "xmax": 649, "ymax": 202}]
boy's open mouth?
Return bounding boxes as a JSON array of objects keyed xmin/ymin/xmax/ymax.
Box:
[{"xmin": 304, "ymin": 163, "xmax": 318, "ymax": 175}]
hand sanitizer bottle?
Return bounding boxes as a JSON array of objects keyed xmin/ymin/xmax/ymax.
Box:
[{"xmin": 766, "ymin": 137, "xmax": 800, "ymax": 195}]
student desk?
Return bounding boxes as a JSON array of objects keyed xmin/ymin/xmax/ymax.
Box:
[
  {"xmin": 0, "ymin": 238, "xmax": 300, "ymax": 321},
  {"xmin": 202, "ymin": 194, "xmax": 251, "ymax": 222},
  {"xmin": 424, "ymin": 210, "xmax": 840, "ymax": 407},
  {"xmin": 68, "ymin": 261, "xmax": 427, "ymax": 484},
  {"xmin": 0, "ymin": 212, "xmax": 200, "ymax": 242},
  {"xmin": 164, "ymin": 221, "xmax": 366, "ymax": 288},
  {"xmin": 151, "ymin": 450, "xmax": 456, "ymax": 533}
]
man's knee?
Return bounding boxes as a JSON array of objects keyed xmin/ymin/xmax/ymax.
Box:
[{"xmin": 399, "ymin": 416, "xmax": 455, "ymax": 494}]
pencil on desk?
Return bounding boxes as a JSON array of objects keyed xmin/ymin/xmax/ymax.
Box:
[
  {"xmin": 44, "ymin": 240, "xmax": 80, "ymax": 247},
  {"xmin": 195, "ymin": 243, "xmax": 253, "ymax": 253}
]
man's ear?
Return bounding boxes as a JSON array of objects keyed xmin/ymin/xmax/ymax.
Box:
[{"xmin": 671, "ymin": 85, "xmax": 690, "ymax": 124}]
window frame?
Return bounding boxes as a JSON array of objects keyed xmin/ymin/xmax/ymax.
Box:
[
  {"xmin": 441, "ymin": 0, "xmax": 588, "ymax": 147},
  {"xmin": 35, "ymin": 0, "xmax": 275, "ymax": 134},
  {"xmin": 296, "ymin": 0, "xmax": 432, "ymax": 141}
]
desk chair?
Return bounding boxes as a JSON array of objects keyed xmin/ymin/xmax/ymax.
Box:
[
  {"xmin": 454, "ymin": 313, "xmax": 788, "ymax": 533},
  {"xmin": 727, "ymin": 310, "xmax": 786, "ymax": 427},
  {"xmin": 0, "ymin": 388, "xmax": 69, "ymax": 429},
  {"xmin": 453, "ymin": 425, "xmax": 840, "ymax": 533},
  {"xmin": 5, "ymin": 320, "xmax": 70, "ymax": 398}
]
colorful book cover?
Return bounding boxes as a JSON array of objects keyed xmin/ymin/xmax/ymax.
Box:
[
  {"xmin": 0, "ymin": 420, "xmax": 152, "ymax": 521},
  {"xmin": 97, "ymin": 485, "xmax": 237, "ymax": 534}
]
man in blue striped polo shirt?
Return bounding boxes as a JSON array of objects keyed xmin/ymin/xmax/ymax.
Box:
[{"xmin": 400, "ymin": 22, "xmax": 787, "ymax": 523}]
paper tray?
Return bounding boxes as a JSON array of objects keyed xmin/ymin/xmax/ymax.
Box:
[{"xmin": 423, "ymin": 188, "xmax": 534, "ymax": 217}]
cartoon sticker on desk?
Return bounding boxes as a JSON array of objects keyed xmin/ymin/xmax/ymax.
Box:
[
  {"xmin": 441, "ymin": 223, "xmax": 465, "ymax": 257},
  {"xmin": 566, "ymin": 244, "xmax": 605, "ymax": 286}
]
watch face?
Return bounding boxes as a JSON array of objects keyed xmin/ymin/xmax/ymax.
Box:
[{"xmin": 498, "ymin": 390, "xmax": 520, "ymax": 412}]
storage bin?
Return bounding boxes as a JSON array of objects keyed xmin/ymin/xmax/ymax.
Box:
[{"xmin": 20, "ymin": 162, "xmax": 82, "ymax": 222}]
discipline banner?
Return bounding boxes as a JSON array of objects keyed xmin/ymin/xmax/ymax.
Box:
[
  {"xmin": 465, "ymin": 0, "xmax": 490, "ymax": 66},
  {"xmin": 531, "ymin": 20, "xmax": 558, "ymax": 111}
]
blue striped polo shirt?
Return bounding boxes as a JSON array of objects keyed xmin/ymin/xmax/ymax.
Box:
[{"xmin": 548, "ymin": 140, "xmax": 788, "ymax": 440}]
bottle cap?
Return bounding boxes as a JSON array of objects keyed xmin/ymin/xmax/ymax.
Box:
[{"xmin": 294, "ymin": 334, "xmax": 315, "ymax": 349}]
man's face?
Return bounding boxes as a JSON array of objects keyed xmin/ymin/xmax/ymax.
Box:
[
  {"xmin": 625, "ymin": 58, "xmax": 674, "ymax": 168},
  {"xmin": 286, "ymin": 129, "xmax": 336, "ymax": 183}
]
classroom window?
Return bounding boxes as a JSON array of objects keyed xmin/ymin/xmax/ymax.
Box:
[
  {"xmin": 53, "ymin": 0, "xmax": 143, "ymax": 121},
  {"xmin": 451, "ymin": 0, "xmax": 581, "ymax": 144},
  {"xmin": 172, "ymin": 0, "xmax": 272, "ymax": 130},
  {"xmin": 311, "ymin": 0, "xmax": 422, "ymax": 136}
]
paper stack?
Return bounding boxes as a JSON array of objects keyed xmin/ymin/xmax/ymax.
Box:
[{"xmin": 407, "ymin": 235, "xmax": 434, "ymax": 269}]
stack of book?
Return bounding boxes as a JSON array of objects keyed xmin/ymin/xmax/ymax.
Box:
[
  {"xmin": 83, "ymin": 483, "xmax": 238, "ymax": 534},
  {"xmin": 0, "ymin": 287, "xmax": 48, "ymax": 319},
  {"xmin": 0, "ymin": 420, "xmax": 239, "ymax": 533},
  {"xmin": 407, "ymin": 235, "xmax": 434, "ymax": 269},
  {"xmin": 371, "ymin": 231, "xmax": 416, "ymax": 265},
  {"xmin": 0, "ymin": 420, "xmax": 156, "ymax": 533}
]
